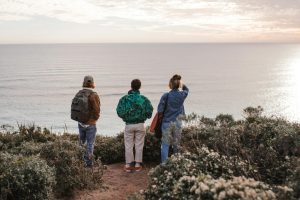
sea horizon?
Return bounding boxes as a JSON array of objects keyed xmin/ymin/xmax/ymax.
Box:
[
  {"xmin": 1, "ymin": 42, "xmax": 300, "ymax": 45},
  {"xmin": 1, "ymin": 43, "xmax": 300, "ymax": 135}
]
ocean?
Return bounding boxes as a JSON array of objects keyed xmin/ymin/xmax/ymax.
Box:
[{"xmin": 0, "ymin": 43, "xmax": 299, "ymax": 135}]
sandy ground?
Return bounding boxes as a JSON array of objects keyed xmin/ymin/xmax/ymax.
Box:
[{"xmin": 74, "ymin": 163, "xmax": 152, "ymax": 200}]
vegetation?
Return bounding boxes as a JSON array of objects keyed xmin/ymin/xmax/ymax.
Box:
[
  {"xmin": 0, "ymin": 125, "xmax": 104, "ymax": 199},
  {"xmin": 0, "ymin": 153, "xmax": 55, "ymax": 200},
  {"xmin": 0, "ymin": 106, "xmax": 299, "ymax": 199},
  {"xmin": 140, "ymin": 107, "xmax": 299, "ymax": 199}
]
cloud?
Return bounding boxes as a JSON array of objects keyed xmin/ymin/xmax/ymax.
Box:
[
  {"xmin": 0, "ymin": 0, "xmax": 299, "ymax": 42},
  {"xmin": 232, "ymin": 0, "xmax": 300, "ymax": 29},
  {"xmin": 0, "ymin": 0, "xmax": 107, "ymax": 23}
]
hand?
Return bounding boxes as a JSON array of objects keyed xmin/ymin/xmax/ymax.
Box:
[
  {"xmin": 149, "ymin": 131, "xmax": 155, "ymax": 135},
  {"xmin": 179, "ymin": 80, "xmax": 183, "ymax": 88},
  {"xmin": 158, "ymin": 113, "xmax": 163, "ymax": 120}
]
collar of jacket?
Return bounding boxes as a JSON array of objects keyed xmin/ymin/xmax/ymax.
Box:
[
  {"xmin": 128, "ymin": 90, "xmax": 140, "ymax": 95},
  {"xmin": 82, "ymin": 87, "xmax": 95, "ymax": 92}
]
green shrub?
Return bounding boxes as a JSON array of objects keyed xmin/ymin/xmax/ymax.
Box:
[
  {"xmin": 17, "ymin": 124, "xmax": 57, "ymax": 143},
  {"xmin": 0, "ymin": 133, "xmax": 27, "ymax": 150},
  {"xmin": 272, "ymin": 185, "xmax": 295, "ymax": 200},
  {"xmin": 181, "ymin": 107, "xmax": 299, "ymax": 186},
  {"xmin": 290, "ymin": 159, "xmax": 300, "ymax": 198},
  {"xmin": 0, "ymin": 125, "xmax": 57, "ymax": 152},
  {"xmin": 40, "ymin": 140, "xmax": 104, "ymax": 197},
  {"xmin": 143, "ymin": 130, "xmax": 161, "ymax": 163},
  {"xmin": 7, "ymin": 141, "xmax": 45, "ymax": 156},
  {"xmin": 93, "ymin": 130, "xmax": 160, "ymax": 164},
  {"xmin": 215, "ymin": 113, "xmax": 235, "ymax": 126},
  {"xmin": 0, "ymin": 107, "xmax": 299, "ymax": 199},
  {"xmin": 0, "ymin": 153, "xmax": 56, "ymax": 200},
  {"xmin": 93, "ymin": 134, "xmax": 125, "ymax": 164}
]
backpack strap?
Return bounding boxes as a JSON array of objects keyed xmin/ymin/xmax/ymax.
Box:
[
  {"xmin": 82, "ymin": 89, "xmax": 96, "ymax": 97},
  {"xmin": 162, "ymin": 93, "xmax": 169, "ymax": 115}
]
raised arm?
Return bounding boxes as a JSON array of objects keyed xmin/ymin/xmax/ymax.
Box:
[{"xmin": 180, "ymin": 84, "xmax": 189, "ymax": 99}]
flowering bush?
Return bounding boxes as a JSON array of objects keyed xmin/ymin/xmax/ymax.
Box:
[
  {"xmin": 1, "ymin": 107, "xmax": 299, "ymax": 199},
  {"xmin": 0, "ymin": 153, "xmax": 56, "ymax": 200},
  {"xmin": 173, "ymin": 175, "xmax": 276, "ymax": 200},
  {"xmin": 141, "ymin": 107, "xmax": 299, "ymax": 199},
  {"xmin": 181, "ymin": 107, "xmax": 299, "ymax": 186},
  {"xmin": 144, "ymin": 149, "xmax": 257, "ymax": 199},
  {"xmin": 144, "ymin": 151, "xmax": 296, "ymax": 199}
]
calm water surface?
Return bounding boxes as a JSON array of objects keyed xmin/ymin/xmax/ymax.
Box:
[{"xmin": 0, "ymin": 43, "xmax": 299, "ymax": 135}]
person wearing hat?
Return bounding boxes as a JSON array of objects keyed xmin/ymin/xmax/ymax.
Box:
[{"xmin": 71, "ymin": 75, "xmax": 100, "ymax": 168}]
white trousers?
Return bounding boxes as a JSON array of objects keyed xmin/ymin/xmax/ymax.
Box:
[{"xmin": 124, "ymin": 123, "xmax": 146, "ymax": 164}]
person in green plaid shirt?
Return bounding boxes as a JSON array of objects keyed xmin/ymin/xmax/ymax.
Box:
[{"xmin": 116, "ymin": 79, "xmax": 153, "ymax": 172}]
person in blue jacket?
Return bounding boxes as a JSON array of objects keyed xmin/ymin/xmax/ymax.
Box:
[{"xmin": 157, "ymin": 74, "xmax": 189, "ymax": 164}]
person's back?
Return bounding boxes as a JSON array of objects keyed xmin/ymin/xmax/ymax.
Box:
[
  {"xmin": 71, "ymin": 75, "xmax": 100, "ymax": 168},
  {"xmin": 117, "ymin": 90, "xmax": 153, "ymax": 125},
  {"xmin": 159, "ymin": 85, "xmax": 188, "ymax": 123},
  {"xmin": 157, "ymin": 74, "xmax": 189, "ymax": 164},
  {"xmin": 116, "ymin": 79, "xmax": 153, "ymax": 172}
]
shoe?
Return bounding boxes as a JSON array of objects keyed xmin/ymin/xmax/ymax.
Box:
[
  {"xmin": 124, "ymin": 164, "xmax": 133, "ymax": 173},
  {"xmin": 135, "ymin": 163, "xmax": 143, "ymax": 172}
]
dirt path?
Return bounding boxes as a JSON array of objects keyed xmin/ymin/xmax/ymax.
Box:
[{"xmin": 75, "ymin": 163, "xmax": 152, "ymax": 200}]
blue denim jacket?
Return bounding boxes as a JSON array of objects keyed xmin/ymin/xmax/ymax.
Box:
[{"xmin": 157, "ymin": 85, "xmax": 189, "ymax": 123}]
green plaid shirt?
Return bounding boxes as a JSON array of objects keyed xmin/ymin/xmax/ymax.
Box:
[{"xmin": 116, "ymin": 90, "xmax": 153, "ymax": 125}]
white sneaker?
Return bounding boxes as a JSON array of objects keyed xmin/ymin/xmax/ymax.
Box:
[
  {"xmin": 124, "ymin": 164, "xmax": 132, "ymax": 173},
  {"xmin": 135, "ymin": 163, "xmax": 143, "ymax": 172}
]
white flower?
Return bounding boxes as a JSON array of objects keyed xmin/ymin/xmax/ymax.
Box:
[
  {"xmin": 218, "ymin": 191, "xmax": 226, "ymax": 200},
  {"xmin": 195, "ymin": 188, "xmax": 201, "ymax": 194},
  {"xmin": 190, "ymin": 185, "xmax": 197, "ymax": 192},
  {"xmin": 285, "ymin": 156, "xmax": 290, "ymax": 160},
  {"xmin": 199, "ymin": 182, "xmax": 209, "ymax": 191},
  {"xmin": 227, "ymin": 189, "xmax": 234, "ymax": 196},
  {"xmin": 277, "ymin": 186, "xmax": 293, "ymax": 192},
  {"xmin": 266, "ymin": 190, "xmax": 276, "ymax": 198}
]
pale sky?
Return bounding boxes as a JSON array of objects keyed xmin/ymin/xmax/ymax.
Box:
[{"xmin": 0, "ymin": 0, "xmax": 300, "ymax": 43}]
